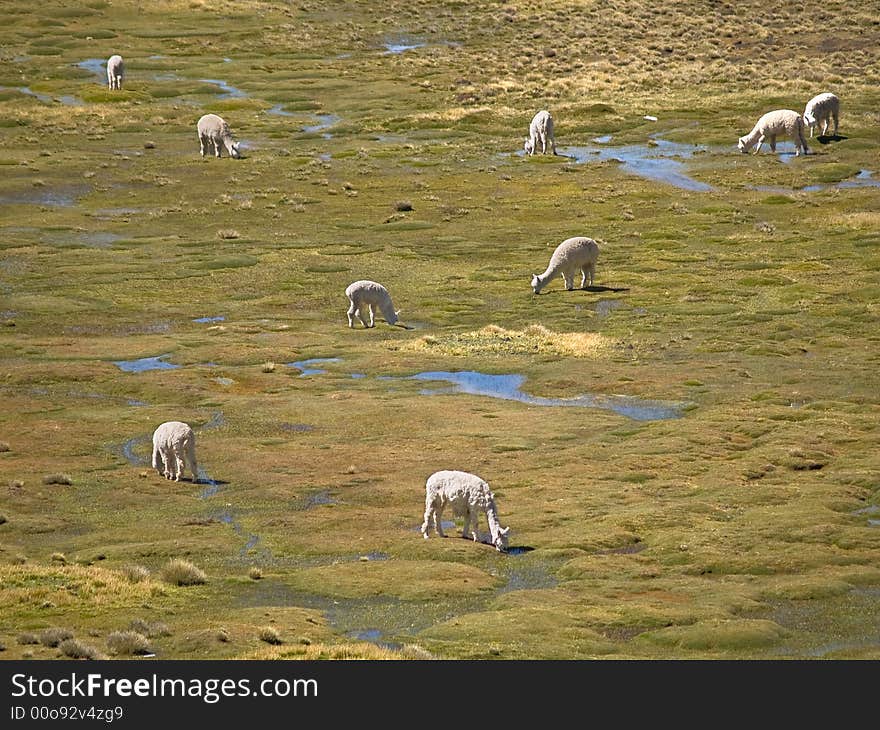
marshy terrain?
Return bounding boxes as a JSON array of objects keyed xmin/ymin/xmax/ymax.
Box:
[{"xmin": 1, "ymin": 0, "xmax": 879, "ymax": 660}]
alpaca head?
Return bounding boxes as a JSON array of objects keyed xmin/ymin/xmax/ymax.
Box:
[
  {"xmin": 229, "ymin": 141, "xmax": 241, "ymax": 159},
  {"xmin": 802, "ymin": 111, "xmax": 816, "ymax": 128},
  {"xmin": 530, "ymin": 274, "xmax": 542, "ymax": 294},
  {"xmin": 387, "ymin": 309, "xmax": 400, "ymax": 326},
  {"xmin": 493, "ymin": 525, "xmax": 510, "ymax": 552},
  {"xmin": 523, "ymin": 138, "xmax": 534, "ymax": 155},
  {"xmin": 737, "ymin": 136, "xmax": 750, "ymax": 153}
]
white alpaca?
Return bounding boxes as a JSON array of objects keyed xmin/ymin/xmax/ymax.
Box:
[
  {"xmin": 523, "ymin": 110, "xmax": 557, "ymax": 156},
  {"xmin": 344, "ymin": 280, "xmax": 399, "ymax": 328},
  {"xmin": 151, "ymin": 421, "xmax": 198, "ymax": 482},
  {"xmin": 196, "ymin": 113, "xmax": 241, "ymax": 158},
  {"xmin": 106, "ymin": 55, "xmax": 124, "ymax": 90},
  {"xmin": 737, "ymin": 109, "xmax": 810, "ymax": 156},
  {"xmin": 803, "ymin": 92, "xmax": 840, "ymax": 138},
  {"xmin": 421, "ymin": 470, "xmax": 510, "ymax": 552},
  {"xmin": 531, "ymin": 236, "xmax": 599, "ymax": 294}
]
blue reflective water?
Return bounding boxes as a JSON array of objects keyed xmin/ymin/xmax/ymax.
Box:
[
  {"xmin": 287, "ymin": 357, "xmax": 341, "ymax": 376},
  {"xmin": 113, "ymin": 355, "xmax": 181, "ymax": 372},
  {"xmin": 199, "ymin": 78, "xmax": 246, "ymax": 98},
  {"xmin": 302, "ymin": 114, "xmax": 340, "ymax": 137},
  {"xmin": 560, "ymin": 137, "xmax": 712, "ymax": 191},
  {"xmin": 193, "ymin": 315, "xmax": 225, "ymax": 323},
  {"xmin": 77, "ymin": 58, "xmax": 105, "ymax": 79},
  {"xmin": 384, "ymin": 42, "xmax": 425, "ymax": 54},
  {"xmin": 408, "ymin": 370, "xmax": 686, "ymax": 420},
  {"xmin": 266, "ymin": 104, "xmax": 294, "ymax": 117}
]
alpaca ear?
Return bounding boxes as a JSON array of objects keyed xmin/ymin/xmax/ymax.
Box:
[
  {"xmin": 501, "ymin": 526, "xmax": 510, "ymax": 535},
  {"xmin": 395, "ymin": 309, "xmax": 401, "ymax": 316}
]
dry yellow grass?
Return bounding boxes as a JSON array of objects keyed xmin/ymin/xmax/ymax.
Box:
[
  {"xmin": 0, "ymin": 564, "xmax": 166, "ymax": 611},
  {"xmin": 404, "ymin": 324, "xmax": 617, "ymax": 358}
]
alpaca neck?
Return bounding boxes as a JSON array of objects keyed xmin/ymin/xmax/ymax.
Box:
[{"xmin": 485, "ymin": 500, "xmax": 503, "ymax": 542}]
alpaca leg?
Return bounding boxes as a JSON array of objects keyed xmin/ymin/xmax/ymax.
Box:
[
  {"xmin": 174, "ymin": 450, "xmax": 184, "ymax": 482},
  {"xmin": 832, "ymin": 112, "xmax": 839, "ymax": 135},
  {"xmin": 367, "ymin": 304, "xmax": 375, "ymax": 328},
  {"xmin": 421, "ymin": 502, "xmax": 435, "ymax": 538},
  {"xmin": 753, "ymin": 134, "xmax": 764, "ymax": 154},
  {"xmin": 214, "ymin": 138, "xmax": 221, "ymax": 158},
  {"xmin": 562, "ymin": 272, "xmax": 574, "ymax": 290},
  {"xmin": 188, "ymin": 442, "xmax": 198, "ymax": 482},
  {"xmin": 199, "ymin": 135, "xmax": 206, "ymax": 156},
  {"xmin": 347, "ymin": 300, "xmax": 357, "ymax": 328},
  {"xmin": 162, "ymin": 447, "xmax": 173, "ymax": 479},
  {"xmin": 768, "ymin": 135, "xmax": 776, "ymax": 152},
  {"xmin": 550, "ymin": 136, "xmax": 558, "ymax": 155},
  {"xmin": 460, "ymin": 509, "xmax": 471, "ymax": 539},
  {"xmin": 434, "ymin": 504, "xmax": 446, "ymax": 537},
  {"xmin": 355, "ymin": 306, "xmax": 369, "ymax": 328}
]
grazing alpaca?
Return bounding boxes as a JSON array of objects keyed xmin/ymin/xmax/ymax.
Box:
[
  {"xmin": 737, "ymin": 109, "xmax": 810, "ymax": 156},
  {"xmin": 531, "ymin": 236, "xmax": 600, "ymax": 294},
  {"xmin": 421, "ymin": 470, "xmax": 510, "ymax": 552},
  {"xmin": 106, "ymin": 55, "xmax": 124, "ymax": 90},
  {"xmin": 344, "ymin": 280, "xmax": 399, "ymax": 328},
  {"xmin": 151, "ymin": 421, "xmax": 198, "ymax": 482},
  {"xmin": 196, "ymin": 113, "xmax": 241, "ymax": 158},
  {"xmin": 803, "ymin": 92, "xmax": 840, "ymax": 137},
  {"xmin": 523, "ymin": 109, "xmax": 557, "ymax": 156}
]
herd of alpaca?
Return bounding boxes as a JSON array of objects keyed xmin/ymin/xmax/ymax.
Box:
[{"xmin": 98, "ymin": 53, "xmax": 840, "ymax": 552}]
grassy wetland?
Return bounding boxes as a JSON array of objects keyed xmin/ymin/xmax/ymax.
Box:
[{"xmin": 1, "ymin": 0, "xmax": 879, "ymax": 660}]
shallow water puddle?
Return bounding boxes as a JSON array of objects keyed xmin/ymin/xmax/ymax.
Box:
[
  {"xmin": 266, "ymin": 104, "xmax": 295, "ymax": 117},
  {"xmin": 284, "ymin": 359, "xmax": 685, "ymax": 419},
  {"xmin": 76, "ymin": 58, "xmax": 106, "ymax": 80},
  {"xmin": 199, "ymin": 78, "xmax": 246, "ymax": 98},
  {"xmin": 408, "ymin": 370, "xmax": 687, "ymax": 421},
  {"xmin": 287, "ymin": 357, "xmax": 341, "ymax": 376},
  {"xmin": 559, "ymin": 137, "xmax": 713, "ymax": 192},
  {"xmin": 384, "ymin": 42, "xmax": 426, "ymax": 54},
  {"xmin": 750, "ymin": 169, "xmax": 880, "ymax": 194},
  {"xmin": 193, "ymin": 315, "xmax": 225, "ymax": 323},
  {"xmin": 0, "ymin": 185, "xmax": 90, "ymax": 207},
  {"xmin": 302, "ymin": 114, "xmax": 340, "ymax": 138},
  {"xmin": 112, "ymin": 354, "xmax": 181, "ymax": 372}
]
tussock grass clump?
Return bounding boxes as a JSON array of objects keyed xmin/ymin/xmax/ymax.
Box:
[
  {"xmin": 39, "ymin": 628, "xmax": 74, "ymax": 647},
  {"xmin": 394, "ymin": 200, "xmax": 413, "ymax": 212},
  {"xmin": 0, "ymin": 514, "xmax": 7, "ymax": 525},
  {"xmin": 9, "ymin": 480, "xmax": 23, "ymax": 489},
  {"xmin": 130, "ymin": 619, "xmax": 172, "ymax": 637},
  {"xmin": 107, "ymin": 630, "xmax": 152, "ymax": 656},
  {"xmin": 258, "ymin": 626, "xmax": 282, "ymax": 645},
  {"xmin": 42, "ymin": 473, "xmax": 72, "ymax": 485},
  {"xmin": 122, "ymin": 565, "xmax": 150, "ymax": 583},
  {"xmin": 217, "ymin": 229, "xmax": 240, "ymax": 239},
  {"xmin": 161, "ymin": 559, "xmax": 207, "ymax": 586},
  {"xmin": 261, "ymin": 362, "xmax": 276, "ymax": 373},
  {"xmin": 248, "ymin": 567, "xmax": 263, "ymax": 580},
  {"xmin": 404, "ymin": 324, "xmax": 617, "ymax": 358},
  {"xmin": 17, "ymin": 632, "xmax": 39, "ymax": 645},
  {"xmin": 50, "ymin": 552, "xmax": 67, "ymax": 564},
  {"xmin": 0, "ymin": 442, "xmax": 9, "ymax": 452},
  {"xmin": 59, "ymin": 638, "xmax": 102, "ymax": 660}
]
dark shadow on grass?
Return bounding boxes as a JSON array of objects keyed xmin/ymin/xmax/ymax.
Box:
[
  {"xmin": 817, "ymin": 134, "xmax": 846, "ymax": 144},
  {"xmin": 506, "ymin": 546, "xmax": 535, "ymax": 555},
  {"xmin": 536, "ymin": 285, "xmax": 630, "ymax": 295}
]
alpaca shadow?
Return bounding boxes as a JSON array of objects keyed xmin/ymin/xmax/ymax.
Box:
[
  {"xmin": 817, "ymin": 134, "xmax": 847, "ymax": 145},
  {"xmin": 194, "ymin": 477, "xmax": 228, "ymax": 486},
  {"xmin": 537, "ymin": 285, "xmax": 630, "ymax": 296},
  {"xmin": 393, "ymin": 322, "xmax": 415, "ymax": 330},
  {"xmin": 505, "ymin": 546, "xmax": 535, "ymax": 555}
]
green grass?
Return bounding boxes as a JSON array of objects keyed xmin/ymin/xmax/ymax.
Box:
[{"xmin": 0, "ymin": 0, "xmax": 879, "ymax": 661}]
